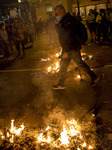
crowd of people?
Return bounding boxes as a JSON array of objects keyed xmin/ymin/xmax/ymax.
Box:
[
  {"xmin": 86, "ymin": 8, "xmax": 112, "ymax": 43},
  {"xmin": 0, "ymin": 7, "xmax": 112, "ymax": 58},
  {"xmin": 0, "ymin": 15, "xmax": 58, "ymax": 58},
  {"xmin": 0, "ymin": 18, "xmax": 36, "ymax": 58}
]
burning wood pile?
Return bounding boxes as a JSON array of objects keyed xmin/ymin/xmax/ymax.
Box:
[{"xmin": 0, "ymin": 118, "xmax": 96, "ymax": 150}]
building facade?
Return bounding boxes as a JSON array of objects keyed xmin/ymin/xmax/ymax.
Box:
[
  {"xmin": 35, "ymin": 0, "xmax": 68, "ymax": 21},
  {"xmin": 72, "ymin": 0, "xmax": 112, "ymax": 18}
]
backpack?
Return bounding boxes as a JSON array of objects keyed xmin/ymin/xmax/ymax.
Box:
[{"xmin": 76, "ymin": 22, "xmax": 88, "ymax": 45}]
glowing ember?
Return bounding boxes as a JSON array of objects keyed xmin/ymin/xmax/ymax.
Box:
[
  {"xmin": 48, "ymin": 66, "xmax": 52, "ymax": 72},
  {"xmin": 88, "ymin": 55, "xmax": 93, "ymax": 60},
  {"xmin": 77, "ymin": 75, "xmax": 81, "ymax": 79},
  {"xmin": 82, "ymin": 142, "xmax": 87, "ymax": 147},
  {"xmin": 41, "ymin": 58, "xmax": 50, "ymax": 62},
  {"xmin": 88, "ymin": 145, "xmax": 93, "ymax": 149}
]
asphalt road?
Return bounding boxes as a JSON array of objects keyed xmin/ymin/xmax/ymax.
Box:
[{"xmin": 0, "ymin": 35, "xmax": 112, "ymax": 149}]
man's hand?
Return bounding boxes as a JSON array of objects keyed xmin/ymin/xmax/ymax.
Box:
[{"xmin": 62, "ymin": 52, "xmax": 68, "ymax": 59}]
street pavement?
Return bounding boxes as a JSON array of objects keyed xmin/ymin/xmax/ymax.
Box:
[{"xmin": 0, "ymin": 34, "xmax": 112, "ymax": 149}]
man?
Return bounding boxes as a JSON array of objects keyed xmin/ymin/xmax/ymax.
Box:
[
  {"xmin": 53, "ymin": 5, "xmax": 99, "ymax": 89},
  {"xmin": 110, "ymin": 9, "xmax": 112, "ymax": 36},
  {"xmin": 0, "ymin": 22, "xmax": 10, "ymax": 57},
  {"xmin": 86, "ymin": 9, "xmax": 96, "ymax": 42},
  {"xmin": 13, "ymin": 18, "xmax": 26, "ymax": 55},
  {"xmin": 47, "ymin": 14, "xmax": 58, "ymax": 46},
  {"xmin": 96, "ymin": 9, "xmax": 108, "ymax": 43}
]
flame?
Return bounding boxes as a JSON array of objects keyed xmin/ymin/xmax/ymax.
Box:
[
  {"xmin": 82, "ymin": 142, "xmax": 87, "ymax": 147},
  {"xmin": 47, "ymin": 61, "xmax": 60, "ymax": 73},
  {"xmin": 41, "ymin": 58, "xmax": 50, "ymax": 62},
  {"xmin": 10, "ymin": 120, "xmax": 24, "ymax": 135},
  {"xmin": 56, "ymin": 50, "xmax": 62, "ymax": 58},
  {"xmin": 10, "ymin": 135, "xmax": 14, "ymax": 143},
  {"xmin": 48, "ymin": 66, "xmax": 52, "ymax": 72},
  {"xmin": 88, "ymin": 55, "xmax": 93, "ymax": 60},
  {"xmin": 77, "ymin": 75, "xmax": 81, "ymax": 79},
  {"xmin": 59, "ymin": 125, "xmax": 69, "ymax": 145},
  {"xmin": 37, "ymin": 132, "xmax": 51, "ymax": 143},
  {"xmin": 0, "ymin": 119, "xmax": 95, "ymax": 149},
  {"xmin": 88, "ymin": 145, "xmax": 93, "ymax": 149},
  {"xmin": 54, "ymin": 62, "xmax": 60, "ymax": 71}
]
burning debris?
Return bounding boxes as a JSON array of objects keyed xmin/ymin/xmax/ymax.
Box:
[
  {"xmin": 0, "ymin": 118, "xmax": 96, "ymax": 150},
  {"xmin": 40, "ymin": 49, "xmax": 93, "ymax": 75},
  {"xmin": 81, "ymin": 53, "xmax": 93, "ymax": 61}
]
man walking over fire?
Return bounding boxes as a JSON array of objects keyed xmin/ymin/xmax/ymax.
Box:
[{"xmin": 53, "ymin": 5, "xmax": 99, "ymax": 89}]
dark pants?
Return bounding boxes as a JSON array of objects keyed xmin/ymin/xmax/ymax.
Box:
[
  {"xmin": 59, "ymin": 50, "xmax": 96, "ymax": 85},
  {"xmin": 97, "ymin": 23, "xmax": 107, "ymax": 42},
  {"xmin": 15, "ymin": 40, "xmax": 25, "ymax": 55},
  {"xmin": 2, "ymin": 41, "xmax": 10, "ymax": 57},
  {"xmin": 110, "ymin": 22, "xmax": 112, "ymax": 35}
]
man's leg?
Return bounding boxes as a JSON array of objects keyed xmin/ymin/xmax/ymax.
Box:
[
  {"xmin": 21, "ymin": 40, "xmax": 25, "ymax": 55},
  {"xmin": 59, "ymin": 56, "xmax": 71, "ymax": 86},
  {"xmin": 72, "ymin": 50, "xmax": 98, "ymax": 86},
  {"xmin": 15, "ymin": 40, "xmax": 20, "ymax": 55},
  {"xmin": 53, "ymin": 54, "xmax": 71, "ymax": 89}
]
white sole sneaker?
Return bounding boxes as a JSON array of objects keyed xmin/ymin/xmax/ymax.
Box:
[{"xmin": 53, "ymin": 85, "xmax": 65, "ymax": 89}]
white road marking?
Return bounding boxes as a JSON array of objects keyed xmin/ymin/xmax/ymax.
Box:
[{"xmin": 0, "ymin": 68, "xmax": 41, "ymax": 73}]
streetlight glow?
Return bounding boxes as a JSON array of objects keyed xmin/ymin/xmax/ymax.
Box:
[{"xmin": 18, "ymin": 0, "xmax": 21, "ymax": 3}]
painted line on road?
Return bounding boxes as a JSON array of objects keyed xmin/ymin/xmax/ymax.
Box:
[{"xmin": 0, "ymin": 68, "xmax": 41, "ymax": 73}]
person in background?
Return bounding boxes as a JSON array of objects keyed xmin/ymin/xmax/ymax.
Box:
[
  {"xmin": 93, "ymin": 9, "xmax": 99, "ymax": 35},
  {"xmin": 96, "ymin": 9, "xmax": 108, "ymax": 43},
  {"xmin": 5, "ymin": 20, "xmax": 13, "ymax": 51},
  {"xmin": 53, "ymin": 5, "xmax": 99, "ymax": 89},
  {"xmin": 86, "ymin": 9, "xmax": 96, "ymax": 42},
  {"xmin": 0, "ymin": 22, "xmax": 10, "ymax": 57},
  {"xmin": 47, "ymin": 14, "xmax": 57, "ymax": 46},
  {"xmin": 26, "ymin": 21, "xmax": 35, "ymax": 46},
  {"xmin": 106, "ymin": 8, "xmax": 110, "ymax": 37},
  {"xmin": 109, "ymin": 8, "xmax": 112, "ymax": 36},
  {"xmin": 13, "ymin": 18, "xmax": 26, "ymax": 55},
  {"xmin": 35, "ymin": 18, "xmax": 44, "ymax": 39}
]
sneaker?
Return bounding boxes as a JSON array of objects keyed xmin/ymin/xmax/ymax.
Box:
[
  {"xmin": 53, "ymin": 84, "xmax": 65, "ymax": 89},
  {"xmin": 90, "ymin": 76, "xmax": 99, "ymax": 87}
]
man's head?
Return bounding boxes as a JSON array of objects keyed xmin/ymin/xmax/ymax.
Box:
[
  {"xmin": 89, "ymin": 9, "xmax": 94, "ymax": 14},
  {"xmin": 0, "ymin": 22, "xmax": 5, "ymax": 29},
  {"xmin": 14, "ymin": 18, "xmax": 19, "ymax": 24},
  {"xmin": 54, "ymin": 5, "xmax": 66, "ymax": 21}
]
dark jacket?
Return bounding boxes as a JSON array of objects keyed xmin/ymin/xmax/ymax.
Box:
[{"xmin": 56, "ymin": 12, "xmax": 81, "ymax": 52}]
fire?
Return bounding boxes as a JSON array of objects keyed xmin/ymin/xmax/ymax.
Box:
[
  {"xmin": 76, "ymin": 74, "xmax": 81, "ymax": 79},
  {"xmin": 48, "ymin": 66, "xmax": 52, "ymax": 72},
  {"xmin": 10, "ymin": 120, "xmax": 24, "ymax": 135},
  {"xmin": 88, "ymin": 145, "xmax": 93, "ymax": 149},
  {"xmin": 47, "ymin": 61, "xmax": 60, "ymax": 73},
  {"xmin": 82, "ymin": 142, "xmax": 87, "ymax": 147},
  {"xmin": 0, "ymin": 119, "xmax": 95, "ymax": 149},
  {"xmin": 59, "ymin": 125, "xmax": 69, "ymax": 145},
  {"xmin": 56, "ymin": 49, "xmax": 62, "ymax": 58},
  {"xmin": 37, "ymin": 125, "xmax": 51, "ymax": 143},
  {"xmin": 41, "ymin": 58, "xmax": 50, "ymax": 62}
]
